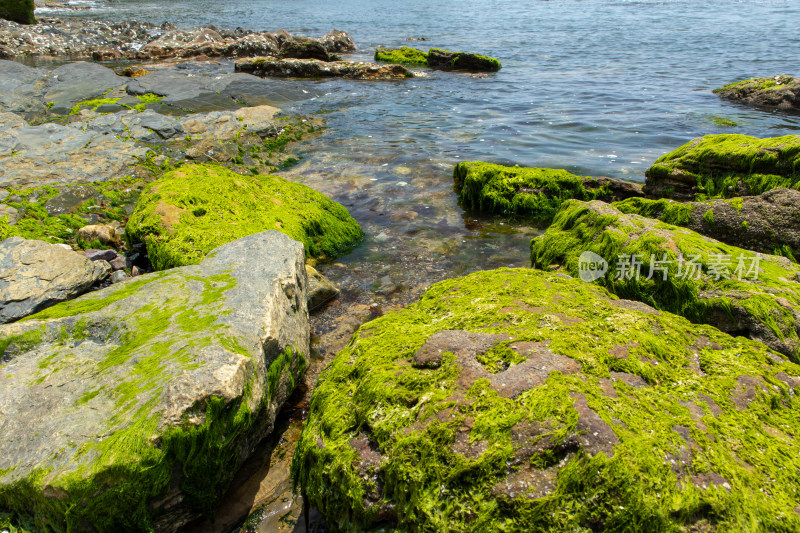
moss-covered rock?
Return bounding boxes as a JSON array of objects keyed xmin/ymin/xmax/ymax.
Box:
[
  {"xmin": 0, "ymin": 231, "xmax": 310, "ymax": 532},
  {"xmin": 374, "ymin": 46, "xmax": 429, "ymax": 66},
  {"xmin": 530, "ymin": 200, "xmax": 800, "ymax": 360},
  {"xmin": 125, "ymin": 163, "xmax": 363, "ymax": 270},
  {"xmin": 643, "ymin": 134, "xmax": 800, "ymax": 200},
  {"xmin": 454, "ymin": 161, "xmax": 643, "ymax": 223},
  {"xmin": 292, "ymin": 267, "xmax": 800, "ymax": 532},
  {"xmin": 0, "ymin": 0, "xmax": 35, "ymax": 25},
  {"xmin": 427, "ymin": 48, "xmax": 501, "ymax": 72},
  {"xmin": 614, "ymin": 188, "xmax": 800, "ymax": 261},
  {"xmin": 373, "ymin": 47, "xmax": 502, "ymax": 72},
  {"xmin": 713, "ymin": 75, "xmax": 800, "ymax": 112}
]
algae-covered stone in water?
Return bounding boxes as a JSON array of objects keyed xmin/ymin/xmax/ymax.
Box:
[
  {"xmin": 125, "ymin": 163, "xmax": 363, "ymax": 270},
  {"xmin": 531, "ymin": 200, "xmax": 800, "ymax": 360},
  {"xmin": 643, "ymin": 134, "xmax": 800, "ymax": 200}
]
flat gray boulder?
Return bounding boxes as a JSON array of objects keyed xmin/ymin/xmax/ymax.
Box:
[
  {"xmin": 0, "ymin": 236, "xmax": 110, "ymax": 323},
  {"xmin": 0, "ymin": 230, "xmax": 310, "ymax": 531}
]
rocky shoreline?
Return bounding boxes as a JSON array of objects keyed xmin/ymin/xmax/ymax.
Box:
[{"xmin": 1, "ymin": 13, "xmax": 800, "ymax": 533}]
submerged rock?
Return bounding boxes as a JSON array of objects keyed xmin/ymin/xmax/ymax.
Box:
[
  {"xmin": 292, "ymin": 267, "xmax": 800, "ymax": 532},
  {"xmin": 235, "ymin": 57, "xmax": 414, "ymax": 80},
  {"xmin": 454, "ymin": 161, "xmax": 643, "ymax": 222},
  {"xmin": 0, "ymin": 236, "xmax": 110, "ymax": 323},
  {"xmin": 531, "ymin": 200, "xmax": 800, "ymax": 360},
  {"xmin": 614, "ymin": 188, "xmax": 800, "ymax": 259},
  {"xmin": 642, "ymin": 134, "xmax": 800, "ymax": 200},
  {"xmin": 125, "ymin": 164, "xmax": 363, "ymax": 270},
  {"xmin": 305, "ymin": 264, "xmax": 340, "ymax": 311},
  {"xmin": 0, "ymin": 231, "xmax": 309, "ymax": 531},
  {"xmin": 713, "ymin": 75, "xmax": 800, "ymax": 112}
]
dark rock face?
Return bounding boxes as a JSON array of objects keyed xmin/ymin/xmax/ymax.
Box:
[
  {"xmin": 322, "ymin": 29, "xmax": 356, "ymax": 52},
  {"xmin": 0, "ymin": 17, "xmax": 355, "ymax": 61},
  {"xmin": 292, "ymin": 268, "xmax": 800, "ymax": 532},
  {"xmin": 0, "ymin": 231, "xmax": 310, "ymax": 532},
  {"xmin": 426, "ymin": 47, "xmax": 501, "ymax": 72},
  {"xmin": 279, "ymin": 36, "xmax": 337, "ymax": 61},
  {"xmin": 235, "ymin": 57, "xmax": 414, "ymax": 80},
  {"xmin": 614, "ymin": 188, "xmax": 800, "ymax": 259},
  {"xmin": 0, "ymin": 0, "xmax": 35, "ymax": 25},
  {"xmin": 0, "ymin": 236, "xmax": 110, "ymax": 323},
  {"xmin": 713, "ymin": 75, "xmax": 800, "ymax": 112}
]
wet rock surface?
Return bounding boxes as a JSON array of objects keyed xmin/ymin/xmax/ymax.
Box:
[
  {"xmin": 292, "ymin": 268, "xmax": 800, "ymax": 531},
  {"xmin": 0, "ymin": 236, "xmax": 110, "ymax": 323},
  {"xmin": 713, "ymin": 75, "xmax": 800, "ymax": 112},
  {"xmin": 0, "ymin": 231, "xmax": 310, "ymax": 531}
]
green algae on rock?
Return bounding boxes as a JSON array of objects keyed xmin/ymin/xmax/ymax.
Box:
[
  {"xmin": 614, "ymin": 189, "xmax": 800, "ymax": 261},
  {"xmin": 0, "ymin": 0, "xmax": 35, "ymax": 25},
  {"xmin": 374, "ymin": 46, "xmax": 429, "ymax": 66},
  {"xmin": 427, "ymin": 48, "xmax": 501, "ymax": 71},
  {"xmin": 0, "ymin": 231, "xmax": 310, "ymax": 532},
  {"xmin": 642, "ymin": 134, "xmax": 800, "ymax": 200},
  {"xmin": 125, "ymin": 163, "xmax": 363, "ymax": 270},
  {"xmin": 454, "ymin": 161, "xmax": 643, "ymax": 223},
  {"xmin": 713, "ymin": 75, "xmax": 800, "ymax": 112},
  {"xmin": 291, "ymin": 267, "xmax": 800, "ymax": 532},
  {"xmin": 530, "ymin": 200, "xmax": 800, "ymax": 360},
  {"xmin": 373, "ymin": 47, "xmax": 502, "ymax": 72}
]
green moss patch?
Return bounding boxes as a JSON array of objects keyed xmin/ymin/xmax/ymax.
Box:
[
  {"xmin": 0, "ymin": 0, "xmax": 35, "ymax": 25},
  {"xmin": 531, "ymin": 200, "xmax": 800, "ymax": 360},
  {"xmin": 374, "ymin": 47, "xmax": 429, "ymax": 65},
  {"xmin": 644, "ymin": 134, "xmax": 800, "ymax": 200},
  {"xmin": 125, "ymin": 163, "xmax": 363, "ymax": 270},
  {"xmin": 454, "ymin": 161, "xmax": 626, "ymax": 223},
  {"xmin": 292, "ymin": 267, "xmax": 800, "ymax": 532}
]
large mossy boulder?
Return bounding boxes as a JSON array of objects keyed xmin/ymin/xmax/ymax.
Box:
[
  {"xmin": 0, "ymin": 0, "xmax": 35, "ymax": 25},
  {"xmin": 614, "ymin": 188, "xmax": 800, "ymax": 260},
  {"xmin": 454, "ymin": 161, "xmax": 643, "ymax": 222},
  {"xmin": 643, "ymin": 134, "xmax": 800, "ymax": 200},
  {"xmin": 530, "ymin": 200, "xmax": 800, "ymax": 360},
  {"xmin": 126, "ymin": 164, "xmax": 363, "ymax": 270},
  {"xmin": 713, "ymin": 75, "xmax": 800, "ymax": 112},
  {"xmin": 292, "ymin": 267, "xmax": 800, "ymax": 532},
  {"xmin": 0, "ymin": 231, "xmax": 310, "ymax": 532}
]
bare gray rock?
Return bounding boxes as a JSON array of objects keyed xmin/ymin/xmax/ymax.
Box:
[
  {"xmin": 0, "ymin": 236, "xmax": 110, "ymax": 323},
  {"xmin": 0, "ymin": 230, "xmax": 310, "ymax": 531}
]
